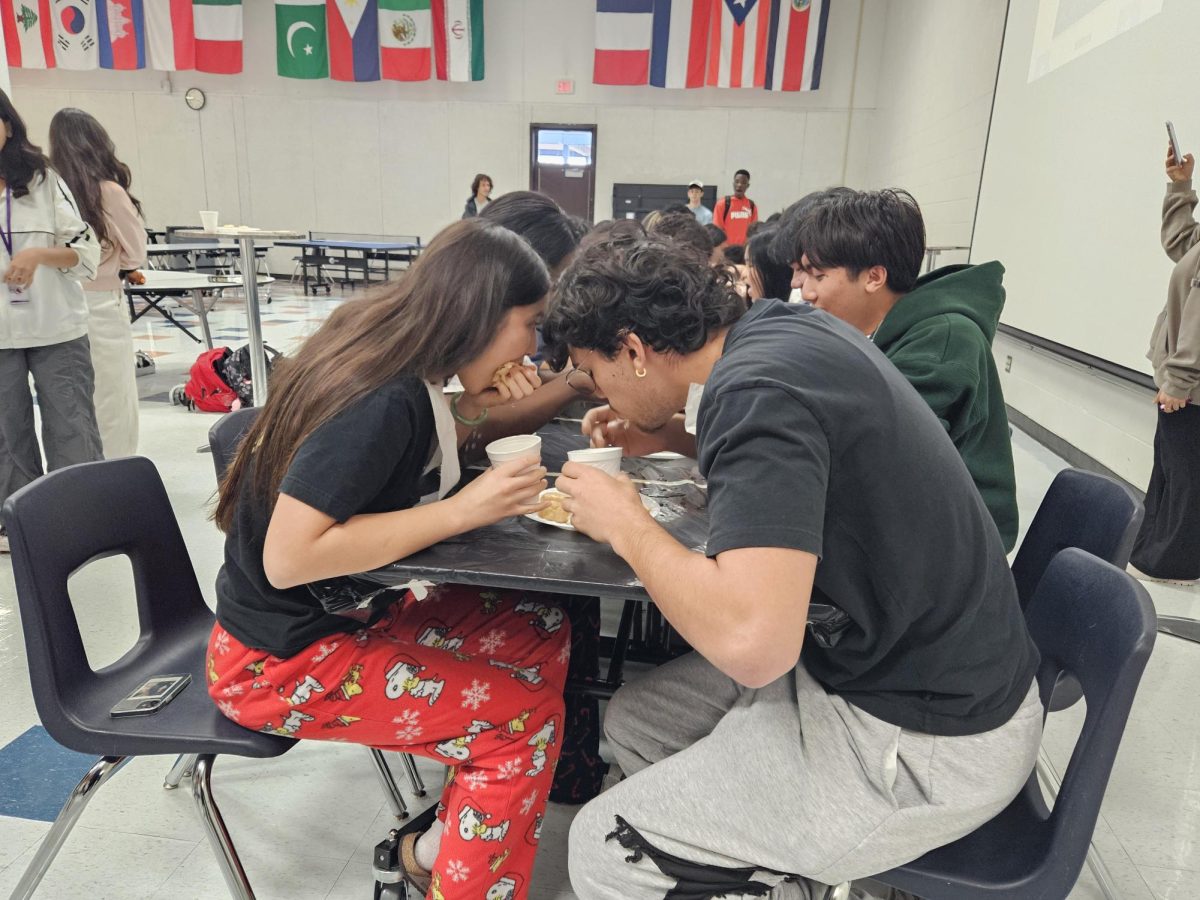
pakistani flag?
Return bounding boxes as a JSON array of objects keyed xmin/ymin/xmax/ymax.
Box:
[{"xmin": 276, "ymin": 0, "xmax": 328, "ymax": 79}]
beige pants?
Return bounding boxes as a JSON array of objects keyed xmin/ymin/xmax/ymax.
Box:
[{"xmin": 85, "ymin": 288, "xmax": 138, "ymax": 458}]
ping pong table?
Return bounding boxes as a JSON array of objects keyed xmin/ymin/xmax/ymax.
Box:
[{"xmin": 275, "ymin": 234, "xmax": 422, "ymax": 295}]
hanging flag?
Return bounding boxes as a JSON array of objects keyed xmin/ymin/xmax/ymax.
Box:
[
  {"xmin": 193, "ymin": 0, "xmax": 239, "ymax": 73},
  {"xmin": 593, "ymin": 0, "xmax": 652, "ymax": 86},
  {"xmin": 97, "ymin": 0, "xmax": 145, "ymax": 69},
  {"xmin": 328, "ymin": 0, "xmax": 377, "ymax": 81},
  {"xmin": 707, "ymin": 0, "xmax": 771, "ymax": 89},
  {"xmin": 52, "ymin": 0, "xmax": 98, "ymax": 69},
  {"xmin": 276, "ymin": 0, "xmax": 327, "ymax": 79},
  {"xmin": 649, "ymin": 0, "xmax": 710, "ymax": 88},
  {"xmin": 144, "ymin": 0, "xmax": 193, "ymax": 69},
  {"xmin": 432, "ymin": 0, "xmax": 481, "ymax": 82},
  {"xmin": 2, "ymin": 0, "xmax": 57, "ymax": 69},
  {"xmin": 379, "ymin": 0, "xmax": 430, "ymax": 81},
  {"xmin": 765, "ymin": 0, "xmax": 828, "ymax": 91}
]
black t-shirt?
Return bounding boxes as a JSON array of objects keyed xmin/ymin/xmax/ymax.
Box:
[
  {"xmin": 215, "ymin": 377, "xmax": 437, "ymax": 657},
  {"xmin": 697, "ymin": 300, "xmax": 1038, "ymax": 737}
]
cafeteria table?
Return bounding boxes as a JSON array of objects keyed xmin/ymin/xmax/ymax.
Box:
[
  {"xmin": 275, "ymin": 237, "xmax": 422, "ymax": 294},
  {"xmin": 125, "ymin": 270, "xmax": 275, "ymax": 349}
]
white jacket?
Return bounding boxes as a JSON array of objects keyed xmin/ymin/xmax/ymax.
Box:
[{"xmin": 0, "ymin": 170, "xmax": 101, "ymax": 350}]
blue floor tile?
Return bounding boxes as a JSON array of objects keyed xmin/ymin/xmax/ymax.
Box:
[{"xmin": 0, "ymin": 726, "xmax": 102, "ymax": 822}]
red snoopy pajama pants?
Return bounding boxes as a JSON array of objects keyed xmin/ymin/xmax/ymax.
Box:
[{"xmin": 207, "ymin": 586, "xmax": 570, "ymax": 900}]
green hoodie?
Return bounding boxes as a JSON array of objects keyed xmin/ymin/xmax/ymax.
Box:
[{"xmin": 872, "ymin": 261, "xmax": 1018, "ymax": 551}]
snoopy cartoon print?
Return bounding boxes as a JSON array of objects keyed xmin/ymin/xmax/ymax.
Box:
[
  {"xmin": 383, "ymin": 654, "xmax": 444, "ymax": 706},
  {"xmin": 434, "ymin": 719, "xmax": 495, "ymax": 762},
  {"xmin": 262, "ymin": 709, "xmax": 313, "ymax": 736},
  {"xmin": 416, "ymin": 620, "xmax": 466, "ymax": 653},
  {"xmin": 514, "ymin": 598, "xmax": 565, "ymax": 636},
  {"xmin": 525, "ymin": 717, "xmax": 557, "ymax": 777},
  {"xmin": 488, "ymin": 659, "xmax": 544, "ymax": 689},
  {"xmin": 458, "ymin": 801, "xmax": 510, "ymax": 843},
  {"xmin": 333, "ymin": 664, "xmax": 364, "ymax": 701},
  {"xmin": 486, "ymin": 874, "xmax": 521, "ymax": 900},
  {"xmin": 281, "ymin": 674, "xmax": 324, "ymax": 706}
]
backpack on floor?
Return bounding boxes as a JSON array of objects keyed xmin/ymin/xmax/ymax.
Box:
[
  {"xmin": 182, "ymin": 347, "xmax": 240, "ymax": 413},
  {"xmin": 216, "ymin": 344, "xmax": 282, "ymax": 408}
]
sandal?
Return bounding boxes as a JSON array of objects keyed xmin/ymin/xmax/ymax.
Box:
[{"xmin": 399, "ymin": 831, "xmax": 432, "ymax": 896}]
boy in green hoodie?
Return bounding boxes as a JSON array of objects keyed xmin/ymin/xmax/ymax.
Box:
[{"xmin": 790, "ymin": 189, "xmax": 1018, "ymax": 551}]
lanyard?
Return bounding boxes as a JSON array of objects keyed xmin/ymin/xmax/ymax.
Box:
[{"xmin": 0, "ymin": 186, "xmax": 12, "ymax": 257}]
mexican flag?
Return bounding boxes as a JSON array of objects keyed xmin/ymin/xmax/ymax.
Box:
[
  {"xmin": 276, "ymin": 0, "xmax": 327, "ymax": 79},
  {"xmin": 433, "ymin": 0, "xmax": 482, "ymax": 82},
  {"xmin": 379, "ymin": 0, "xmax": 430, "ymax": 81},
  {"xmin": 193, "ymin": 0, "xmax": 240, "ymax": 73}
]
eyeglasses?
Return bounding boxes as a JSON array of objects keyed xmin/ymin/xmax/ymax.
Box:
[{"xmin": 565, "ymin": 366, "xmax": 596, "ymax": 396}]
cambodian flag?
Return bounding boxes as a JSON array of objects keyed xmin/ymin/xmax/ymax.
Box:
[
  {"xmin": 97, "ymin": 0, "xmax": 146, "ymax": 69},
  {"xmin": 328, "ymin": 0, "xmax": 379, "ymax": 81}
]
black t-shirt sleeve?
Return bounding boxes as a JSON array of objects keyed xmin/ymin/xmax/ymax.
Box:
[
  {"xmin": 279, "ymin": 387, "xmax": 424, "ymax": 523},
  {"xmin": 701, "ymin": 384, "xmax": 829, "ymax": 559}
]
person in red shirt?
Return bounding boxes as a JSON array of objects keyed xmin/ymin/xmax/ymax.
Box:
[{"xmin": 712, "ymin": 169, "xmax": 758, "ymax": 245}]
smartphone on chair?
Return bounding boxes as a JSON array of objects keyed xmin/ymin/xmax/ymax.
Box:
[{"xmin": 1167, "ymin": 120, "xmax": 1185, "ymax": 166}]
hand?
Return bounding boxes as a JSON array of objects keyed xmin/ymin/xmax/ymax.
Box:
[
  {"xmin": 1155, "ymin": 389, "xmax": 1189, "ymax": 413},
  {"xmin": 1166, "ymin": 145, "xmax": 1194, "ymax": 183},
  {"xmin": 581, "ymin": 405, "xmax": 668, "ymax": 456},
  {"xmin": 3, "ymin": 248, "xmax": 45, "ymax": 288},
  {"xmin": 557, "ymin": 462, "xmax": 652, "ymax": 546},
  {"xmin": 448, "ymin": 455, "xmax": 548, "ymax": 529}
]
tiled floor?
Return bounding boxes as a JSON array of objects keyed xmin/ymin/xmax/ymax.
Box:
[{"xmin": 0, "ymin": 284, "xmax": 1198, "ymax": 899}]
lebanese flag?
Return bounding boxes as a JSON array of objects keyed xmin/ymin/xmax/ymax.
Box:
[
  {"xmin": 2, "ymin": 0, "xmax": 57, "ymax": 68},
  {"xmin": 593, "ymin": 0, "xmax": 652, "ymax": 86},
  {"xmin": 97, "ymin": 0, "xmax": 146, "ymax": 69},
  {"xmin": 329, "ymin": 0, "xmax": 378, "ymax": 81},
  {"xmin": 765, "ymin": 0, "xmax": 828, "ymax": 91},
  {"xmin": 379, "ymin": 0, "xmax": 430, "ymax": 81},
  {"xmin": 649, "ymin": 0, "xmax": 710, "ymax": 89},
  {"xmin": 144, "ymin": 0, "xmax": 193, "ymax": 69},
  {"xmin": 192, "ymin": 0, "xmax": 240, "ymax": 73},
  {"xmin": 707, "ymin": 0, "xmax": 771, "ymax": 89}
]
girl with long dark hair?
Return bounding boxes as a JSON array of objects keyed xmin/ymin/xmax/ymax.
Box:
[
  {"xmin": 0, "ymin": 90, "xmax": 101, "ymax": 554},
  {"xmin": 462, "ymin": 172, "xmax": 493, "ymax": 218},
  {"xmin": 744, "ymin": 224, "xmax": 795, "ymax": 302},
  {"xmin": 208, "ymin": 218, "xmax": 568, "ymax": 899},
  {"xmin": 49, "ymin": 107, "xmax": 147, "ymax": 459}
]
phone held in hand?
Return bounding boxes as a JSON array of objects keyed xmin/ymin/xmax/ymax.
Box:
[
  {"xmin": 110, "ymin": 673, "xmax": 192, "ymax": 717},
  {"xmin": 1167, "ymin": 120, "xmax": 1185, "ymax": 166}
]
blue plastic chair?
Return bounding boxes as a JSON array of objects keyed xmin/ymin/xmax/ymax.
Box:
[
  {"xmin": 873, "ymin": 548, "xmax": 1157, "ymax": 899},
  {"xmin": 1, "ymin": 458, "xmax": 292, "ymax": 899}
]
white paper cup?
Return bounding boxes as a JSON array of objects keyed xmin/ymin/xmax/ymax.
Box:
[
  {"xmin": 199, "ymin": 210, "xmax": 219, "ymax": 232},
  {"xmin": 567, "ymin": 446, "xmax": 623, "ymax": 476},
  {"xmin": 485, "ymin": 434, "xmax": 542, "ymax": 468}
]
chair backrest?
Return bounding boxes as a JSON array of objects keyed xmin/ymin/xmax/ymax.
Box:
[
  {"xmin": 208, "ymin": 407, "xmax": 263, "ymax": 482},
  {"xmin": 1025, "ymin": 548, "xmax": 1155, "ymax": 869},
  {"xmin": 1, "ymin": 458, "xmax": 212, "ymax": 737},
  {"xmin": 1010, "ymin": 469, "xmax": 1143, "ymax": 610}
]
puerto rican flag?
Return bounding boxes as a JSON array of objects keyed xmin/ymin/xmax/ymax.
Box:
[
  {"xmin": 144, "ymin": 0, "xmax": 193, "ymax": 69},
  {"xmin": 765, "ymin": 0, "xmax": 829, "ymax": 91},
  {"xmin": 328, "ymin": 0, "xmax": 379, "ymax": 81},
  {"xmin": 593, "ymin": 0, "xmax": 652, "ymax": 86},
  {"xmin": 707, "ymin": 0, "xmax": 770, "ymax": 89},
  {"xmin": 97, "ymin": 0, "xmax": 145, "ymax": 69},
  {"xmin": 2, "ymin": 0, "xmax": 57, "ymax": 68},
  {"xmin": 649, "ymin": 0, "xmax": 710, "ymax": 88}
]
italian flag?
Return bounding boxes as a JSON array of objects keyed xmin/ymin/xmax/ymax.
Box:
[
  {"xmin": 433, "ymin": 0, "xmax": 482, "ymax": 82},
  {"xmin": 193, "ymin": 0, "xmax": 241, "ymax": 74}
]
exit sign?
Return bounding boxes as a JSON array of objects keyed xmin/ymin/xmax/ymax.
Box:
[{"xmin": 556, "ymin": 79, "xmax": 575, "ymax": 94}]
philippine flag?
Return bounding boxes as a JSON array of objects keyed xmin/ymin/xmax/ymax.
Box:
[
  {"xmin": 649, "ymin": 0, "xmax": 710, "ymax": 89},
  {"xmin": 328, "ymin": 0, "xmax": 379, "ymax": 81},
  {"xmin": 593, "ymin": 0, "xmax": 652, "ymax": 86},
  {"xmin": 765, "ymin": 0, "xmax": 829, "ymax": 91},
  {"xmin": 97, "ymin": 0, "xmax": 145, "ymax": 69}
]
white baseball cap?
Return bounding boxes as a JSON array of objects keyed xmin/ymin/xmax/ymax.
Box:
[{"xmin": 687, "ymin": 180, "xmax": 704, "ymax": 189}]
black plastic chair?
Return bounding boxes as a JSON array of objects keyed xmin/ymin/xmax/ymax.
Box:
[
  {"xmin": 208, "ymin": 408, "xmax": 428, "ymax": 810},
  {"xmin": 1, "ymin": 457, "xmax": 293, "ymax": 900},
  {"xmin": 873, "ymin": 548, "xmax": 1156, "ymax": 899}
]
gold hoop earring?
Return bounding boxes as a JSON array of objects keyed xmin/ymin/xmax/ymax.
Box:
[{"xmin": 635, "ymin": 368, "xmax": 647, "ymax": 378}]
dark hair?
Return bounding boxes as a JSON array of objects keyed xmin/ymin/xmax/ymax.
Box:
[
  {"xmin": 215, "ymin": 219, "xmax": 549, "ymax": 531},
  {"xmin": 721, "ymin": 243, "xmax": 745, "ymax": 265},
  {"xmin": 566, "ymin": 215, "xmax": 592, "ymax": 243},
  {"xmin": 646, "ymin": 210, "xmax": 713, "ymax": 264},
  {"xmin": 470, "ymin": 173, "xmax": 492, "ymax": 195},
  {"xmin": 745, "ymin": 224, "xmax": 794, "ymax": 301},
  {"xmin": 660, "ymin": 203, "xmax": 692, "ymax": 217},
  {"xmin": 795, "ymin": 189, "xmax": 925, "ymax": 293},
  {"xmin": 481, "ymin": 190, "xmax": 579, "ymax": 271},
  {"xmin": 49, "ymin": 108, "xmax": 143, "ymax": 246},
  {"xmin": 545, "ymin": 239, "xmax": 745, "ymax": 371},
  {"xmin": 735, "ymin": 169, "xmax": 751, "ymax": 180},
  {"xmin": 580, "ymin": 217, "xmax": 645, "ymax": 251},
  {"xmin": 765, "ymin": 211, "xmax": 782, "ymax": 223},
  {"xmin": 0, "ymin": 89, "xmax": 48, "ymax": 199},
  {"xmin": 771, "ymin": 186, "xmax": 855, "ymax": 265},
  {"xmin": 704, "ymin": 223, "xmax": 727, "ymax": 247}
]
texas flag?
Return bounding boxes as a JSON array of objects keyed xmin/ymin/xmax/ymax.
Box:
[
  {"xmin": 53, "ymin": 0, "xmax": 99, "ymax": 70},
  {"xmin": 328, "ymin": 0, "xmax": 379, "ymax": 82},
  {"xmin": 2, "ymin": 0, "xmax": 57, "ymax": 69},
  {"xmin": 144, "ymin": 0, "xmax": 193, "ymax": 70},
  {"xmin": 97, "ymin": 0, "xmax": 145, "ymax": 69},
  {"xmin": 649, "ymin": 0, "xmax": 710, "ymax": 89},
  {"xmin": 707, "ymin": 0, "xmax": 771, "ymax": 89},
  {"xmin": 593, "ymin": 0, "xmax": 652, "ymax": 86},
  {"xmin": 765, "ymin": 0, "xmax": 828, "ymax": 91}
]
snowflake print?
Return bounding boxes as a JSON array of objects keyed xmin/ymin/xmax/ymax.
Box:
[
  {"xmin": 394, "ymin": 723, "xmax": 424, "ymax": 742},
  {"xmin": 310, "ymin": 641, "xmax": 339, "ymax": 664},
  {"xmin": 216, "ymin": 699, "xmax": 240, "ymax": 722},
  {"xmin": 497, "ymin": 757, "xmax": 523, "ymax": 781},
  {"xmin": 446, "ymin": 859, "xmax": 470, "ymax": 883},
  {"xmin": 460, "ymin": 679, "xmax": 492, "ymax": 711},
  {"xmin": 557, "ymin": 642, "xmax": 571, "ymax": 665},
  {"xmin": 520, "ymin": 789, "xmax": 539, "ymax": 816},
  {"xmin": 461, "ymin": 770, "xmax": 489, "ymax": 791},
  {"xmin": 392, "ymin": 709, "xmax": 421, "ymax": 726},
  {"xmin": 221, "ymin": 683, "xmax": 244, "ymax": 697},
  {"xmin": 478, "ymin": 628, "xmax": 507, "ymax": 654},
  {"xmin": 213, "ymin": 630, "xmax": 230, "ymax": 655}
]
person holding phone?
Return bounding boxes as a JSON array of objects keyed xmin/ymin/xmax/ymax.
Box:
[{"xmin": 1128, "ymin": 145, "xmax": 1200, "ymax": 585}]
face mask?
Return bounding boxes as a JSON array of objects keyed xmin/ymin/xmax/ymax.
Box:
[{"xmin": 684, "ymin": 382, "xmax": 705, "ymax": 435}]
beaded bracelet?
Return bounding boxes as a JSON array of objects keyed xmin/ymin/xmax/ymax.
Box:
[{"xmin": 451, "ymin": 392, "xmax": 489, "ymax": 426}]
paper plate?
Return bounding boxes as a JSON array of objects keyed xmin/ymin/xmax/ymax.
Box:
[{"xmin": 524, "ymin": 489, "xmax": 659, "ymax": 532}]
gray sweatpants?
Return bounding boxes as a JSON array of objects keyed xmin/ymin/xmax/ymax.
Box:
[
  {"xmin": 0, "ymin": 337, "xmax": 103, "ymax": 506},
  {"xmin": 568, "ymin": 652, "xmax": 1043, "ymax": 899}
]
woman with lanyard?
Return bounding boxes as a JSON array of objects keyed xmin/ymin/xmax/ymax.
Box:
[
  {"xmin": 0, "ymin": 89, "xmax": 101, "ymax": 554},
  {"xmin": 208, "ymin": 218, "xmax": 569, "ymax": 899}
]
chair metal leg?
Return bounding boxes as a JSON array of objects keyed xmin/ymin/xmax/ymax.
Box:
[
  {"xmin": 11, "ymin": 756, "xmax": 128, "ymax": 900},
  {"xmin": 399, "ymin": 753, "xmax": 427, "ymax": 797},
  {"xmin": 1038, "ymin": 749, "xmax": 1120, "ymax": 900},
  {"xmin": 191, "ymin": 754, "xmax": 255, "ymax": 900},
  {"xmin": 369, "ymin": 748, "xmax": 409, "ymax": 820},
  {"xmin": 163, "ymin": 752, "xmax": 198, "ymax": 789}
]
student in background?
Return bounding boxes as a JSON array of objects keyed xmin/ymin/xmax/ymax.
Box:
[
  {"xmin": 461, "ymin": 172, "xmax": 493, "ymax": 218},
  {"xmin": 712, "ymin": 169, "xmax": 758, "ymax": 245},
  {"xmin": 686, "ymin": 180, "xmax": 712, "ymax": 224},
  {"xmin": 1128, "ymin": 147, "xmax": 1200, "ymax": 585},
  {"xmin": 646, "ymin": 210, "xmax": 714, "ymax": 265},
  {"xmin": 0, "ymin": 90, "xmax": 101, "ymax": 554},
  {"xmin": 704, "ymin": 223, "xmax": 727, "ymax": 266},
  {"xmin": 744, "ymin": 224, "xmax": 795, "ymax": 302},
  {"xmin": 49, "ymin": 107, "xmax": 147, "ymax": 459}
]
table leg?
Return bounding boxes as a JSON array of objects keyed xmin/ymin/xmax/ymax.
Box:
[
  {"xmin": 238, "ymin": 237, "xmax": 270, "ymax": 405},
  {"xmin": 192, "ymin": 288, "xmax": 214, "ymax": 350}
]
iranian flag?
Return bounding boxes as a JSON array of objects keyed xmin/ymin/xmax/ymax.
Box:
[
  {"xmin": 144, "ymin": 0, "xmax": 193, "ymax": 70},
  {"xmin": 379, "ymin": 0, "xmax": 430, "ymax": 82},
  {"xmin": 192, "ymin": 0, "xmax": 239, "ymax": 73},
  {"xmin": 328, "ymin": 0, "xmax": 378, "ymax": 82},
  {"xmin": 2, "ymin": 0, "xmax": 57, "ymax": 69},
  {"xmin": 432, "ymin": 0, "xmax": 481, "ymax": 82}
]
